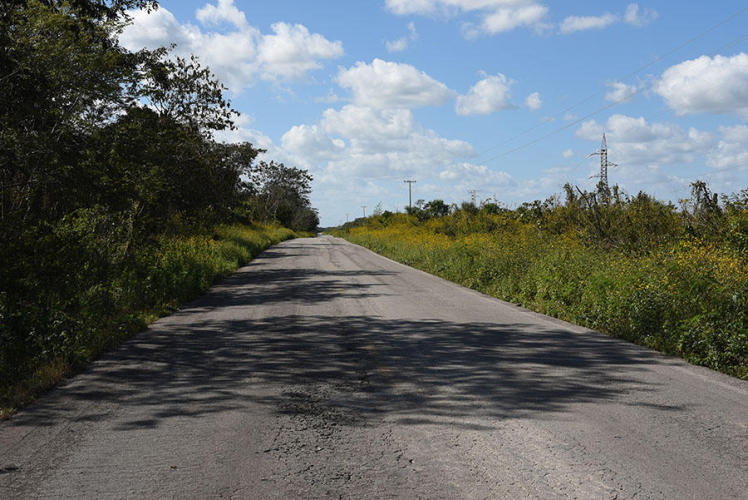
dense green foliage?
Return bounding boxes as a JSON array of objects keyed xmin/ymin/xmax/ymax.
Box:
[
  {"xmin": 1, "ymin": 223, "xmax": 297, "ymax": 413},
  {"xmin": 1, "ymin": 0, "xmax": 318, "ymax": 409},
  {"xmin": 334, "ymin": 183, "xmax": 748, "ymax": 379}
]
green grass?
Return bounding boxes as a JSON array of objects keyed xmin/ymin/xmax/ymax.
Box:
[
  {"xmin": 333, "ymin": 216, "xmax": 747, "ymax": 380},
  {"xmin": 0, "ymin": 223, "xmax": 298, "ymax": 418}
]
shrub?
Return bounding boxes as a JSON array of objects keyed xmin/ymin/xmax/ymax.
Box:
[
  {"xmin": 332, "ymin": 193, "xmax": 747, "ymax": 379},
  {"xmin": 1, "ymin": 223, "xmax": 297, "ymax": 415}
]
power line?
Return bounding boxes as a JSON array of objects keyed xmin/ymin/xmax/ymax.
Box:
[
  {"xmin": 707, "ymin": 32, "xmax": 748, "ymax": 55},
  {"xmin": 479, "ymin": 30, "xmax": 748, "ymax": 165},
  {"xmin": 470, "ymin": 6, "xmax": 748, "ymax": 163},
  {"xmin": 481, "ymin": 99, "xmax": 622, "ymax": 164}
]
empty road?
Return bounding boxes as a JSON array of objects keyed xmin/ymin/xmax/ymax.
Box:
[{"xmin": 1, "ymin": 236, "xmax": 746, "ymax": 498}]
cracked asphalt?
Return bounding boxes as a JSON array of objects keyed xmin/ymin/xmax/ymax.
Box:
[{"xmin": 1, "ymin": 235, "xmax": 746, "ymax": 498}]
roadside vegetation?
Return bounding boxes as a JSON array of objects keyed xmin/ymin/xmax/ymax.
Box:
[
  {"xmin": 1, "ymin": 1, "xmax": 318, "ymax": 415},
  {"xmin": 1, "ymin": 224, "xmax": 301, "ymax": 416},
  {"xmin": 333, "ymin": 183, "xmax": 748, "ymax": 379}
]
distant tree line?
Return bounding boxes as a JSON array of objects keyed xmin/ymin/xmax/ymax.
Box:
[{"xmin": 344, "ymin": 181, "xmax": 748, "ymax": 255}]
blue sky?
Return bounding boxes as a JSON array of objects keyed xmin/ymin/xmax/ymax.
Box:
[{"xmin": 120, "ymin": 1, "xmax": 748, "ymax": 226}]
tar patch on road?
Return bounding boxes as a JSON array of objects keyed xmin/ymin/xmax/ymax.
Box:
[{"xmin": 0, "ymin": 465, "xmax": 19, "ymax": 475}]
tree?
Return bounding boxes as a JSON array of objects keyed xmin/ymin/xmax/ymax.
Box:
[
  {"xmin": 1, "ymin": 0, "xmax": 144, "ymax": 224},
  {"xmin": 0, "ymin": 0, "xmax": 321, "ymax": 387},
  {"xmin": 424, "ymin": 199, "xmax": 450, "ymax": 218},
  {"xmin": 245, "ymin": 161, "xmax": 318, "ymax": 231},
  {"xmin": 136, "ymin": 54, "xmax": 237, "ymax": 135}
]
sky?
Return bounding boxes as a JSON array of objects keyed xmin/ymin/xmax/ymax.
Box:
[{"xmin": 119, "ymin": 0, "xmax": 748, "ymax": 226}]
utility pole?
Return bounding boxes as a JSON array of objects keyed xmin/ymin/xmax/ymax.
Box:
[
  {"xmin": 588, "ymin": 133, "xmax": 617, "ymax": 200},
  {"xmin": 361, "ymin": 205, "xmax": 367, "ymax": 218},
  {"xmin": 403, "ymin": 179, "xmax": 416, "ymax": 209},
  {"xmin": 345, "ymin": 213, "xmax": 349, "ymax": 223}
]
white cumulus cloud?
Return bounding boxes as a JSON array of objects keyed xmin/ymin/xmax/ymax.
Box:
[
  {"xmin": 257, "ymin": 22, "xmax": 343, "ymax": 80},
  {"xmin": 708, "ymin": 125, "xmax": 748, "ymax": 171},
  {"xmin": 221, "ymin": 104, "xmax": 483, "ymax": 225},
  {"xmin": 654, "ymin": 53, "xmax": 748, "ymax": 117},
  {"xmin": 624, "ymin": 3, "xmax": 658, "ymax": 27},
  {"xmin": 384, "ymin": 1, "xmax": 656, "ymax": 37},
  {"xmin": 336, "ymin": 59, "xmax": 454, "ymax": 109},
  {"xmin": 576, "ymin": 114, "xmax": 714, "ymax": 167},
  {"xmin": 525, "ymin": 91, "xmax": 542, "ymax": 110},
  {"xmin": 386, "ymin": 38, "xmax": 409, "ymax": 52},
  {"xmin": 479, "ymin": 4, "xmax": 549, "ymax": 34},
  {"xmin": 559, "ymin": 12, "xmax": 617, "ymax": 34},
  {"xmin": 384, "ymin": 0, "xmax": 550, "ymax": 37},
  {"xmin": 605, "ymin": 81, "xmax": 639, "ymax": 103},
  {"xmin": 437, "ymin": 163, "xmax": 515, "ymax": 200},
  {"xmin": 559, "ymin": 4, "xmax": 656, "ymax": 35},
  {"xmin": 280, "ymin": 124, "xmax": 346, "ymax": 164},
  {"xmin": 195, "ymin": 0, "xmax": 247, "ymax": 28},
  {"xmin": 280, "ymin": 105, "xmax": 474, "ymax": 175},
  {"xmin": 119, "ymin": 0, "xmax": 343, "ymax": 92},
  {"xmin": 455, "ymin": 73, "xmax": 514, "ymax": 115},
  {"xmin": 277, "ymin": 104, "xmax": 479, "ymax": 223},
  {"xmin": 574, "ymin": 115, "xmax": 723, "ymax": 198},
  {"xmin": 386, "ymin": 22, "xmax": 418, "ymax": 52}
]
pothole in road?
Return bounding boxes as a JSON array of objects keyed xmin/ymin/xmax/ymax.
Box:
[
  {"xmin": 260, "ymin": 384, "xmax": 399, "ymax": 492},
  {"xmin": 278, "ymin": 386, "xmax": 363, "ymax": 427}
]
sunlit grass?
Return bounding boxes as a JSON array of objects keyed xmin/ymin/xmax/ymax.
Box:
[{"xmin": 334, "ymin": 214, "xmax": 747, "ymax": 379}]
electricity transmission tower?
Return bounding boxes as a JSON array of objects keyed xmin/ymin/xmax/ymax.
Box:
[
  {"xmin": 403, "ymin": 179, "xmax": 416, "ymax": 209},
  {"xmin": 588, "ymin": 133, "xmax": 617, "ymax": 200},
  {"xmin": 468, "ymin": 189, "xmax": 480, "ymax": 205},
  {"xmin": 361, "ymin": 205, "xmax": 367, "ymax": 218}
]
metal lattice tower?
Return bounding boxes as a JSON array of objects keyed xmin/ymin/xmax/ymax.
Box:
[
  {"xmin": 588, "ymin": 133, "xmax": 617, "ymax": 196},
  {"xmin": 468, "ymin": 189, "xmax": 480, "ymax": 205}
]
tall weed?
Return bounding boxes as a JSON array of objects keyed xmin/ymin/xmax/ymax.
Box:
[
  {"xmin": 334, "ymin": 216, "xmax": 747, "ymax": 379},
  {"xmin": 1, "ymin": 223, "xmax": 296, "ymax": 415}
]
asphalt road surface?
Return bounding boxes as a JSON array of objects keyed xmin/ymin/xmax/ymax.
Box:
[{"xmin": 1, "ymin": 236, "xmax": 747, "ymax": 499}]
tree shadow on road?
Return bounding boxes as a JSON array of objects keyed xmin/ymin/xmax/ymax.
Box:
[
  {"xmin": 188, "ymin": 267, "xmax": 396, "ymax": 308},
  {"xmin": 10, "ymin": 311, "xmax": 678, "ymax": 431},
  {"xmin": 6, "ymin": 238, "xmax": 683, "ymax": 431}
]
